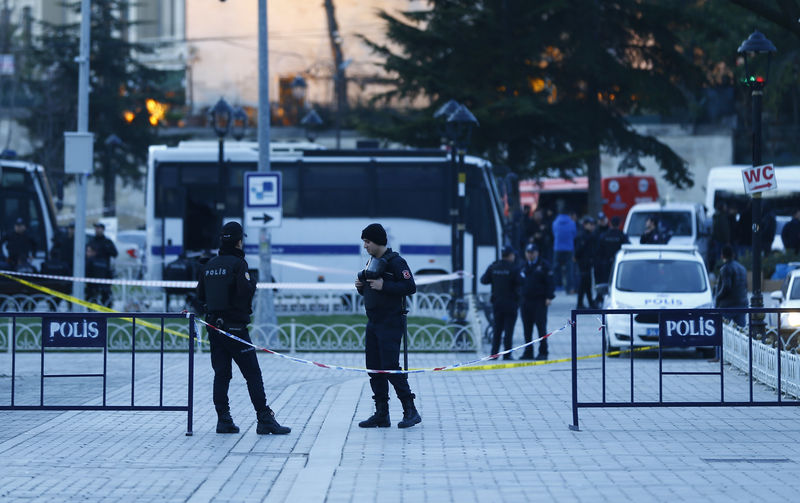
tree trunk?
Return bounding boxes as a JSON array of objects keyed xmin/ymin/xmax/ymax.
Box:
[
  {"xmin": 586, "ymin": 148, "xmax": 602, "ymax": 218},
  {"xmin": 324, "ymin": 0, "xmax": 348, "ymax": 115}
]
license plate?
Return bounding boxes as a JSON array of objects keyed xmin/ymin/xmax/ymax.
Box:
[{"xmin": 646, "ymin": 327, "xmax": 659, "ymax": 336}]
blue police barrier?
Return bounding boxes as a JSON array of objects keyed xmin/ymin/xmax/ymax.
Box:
[{"xmin": 569, "ymin": 307, "xmax": 800, "ymax": 430}]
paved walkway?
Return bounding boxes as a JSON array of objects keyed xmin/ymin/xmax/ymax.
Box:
[{"xmin": 1, "ymin": 294, "xmax": 800, "ymax": 502}]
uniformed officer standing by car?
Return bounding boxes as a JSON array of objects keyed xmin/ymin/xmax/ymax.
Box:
[
  {"xmin": 355, "ymin": 223, "xmax": 421, "ymax": 429},
  {"xmin": 519, "ymin": 243, "xmax": 555, "ymax": 360},
  {"xmin": 574, "ymin": 216, "xmax": 598, "ymax": 309},
  {"xmin": 595, "ymin": 216, "xmax": 629, "ymax": 305},
  {"xmin": 196, "ymin": 221, "xmax": 290, "ymax": 435},
  {"xmin": 481, "ymin": 246, "xmax": 522, "ymax": 359}
]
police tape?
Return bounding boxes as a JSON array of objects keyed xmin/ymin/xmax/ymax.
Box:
[
  {"xmin": 2, "ymin": 271, "xmax": 654, "ymax": 373},
  {"xmin": 0, "ymin": 269, "xmax": 466, "ymax": 290},
  {"xmin": 0, "ymin": 272, "xmax": 205, "ymax": 344},
  {"xmin": 191, "ymin": 314, "xmax": 572, "ymax": 374}
]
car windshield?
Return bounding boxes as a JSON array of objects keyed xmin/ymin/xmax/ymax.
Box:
[
  {"xmin": 627, "ymin": 211, "xmax": 692, "ymax": 237},
  {"xmin": 616, "ymin": 260, "xmax": 707, "ymax": 293},
  {"xmin": 791, "ymin": 278, "xmax": 800, "ymax": 300}
]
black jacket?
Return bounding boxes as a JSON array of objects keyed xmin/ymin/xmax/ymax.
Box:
[
  {"xmin": 573, "ymin": 229, "xmax": 597, "ymax": 272},
  {"xmin": 88, "ymin": 235, "xmax": 118, "ymax": 268},
  {"xmin": 480, "ymin": 259, "xmax": 521, "ymax": 306},
  {"xmin": 196, "ymin": 246, "xmax": 256, "ymax": 324},
  {"xmin": 715, "ymin": 259, "xmax": 748, "ymax": 308},
  {"xmin": 782, "ymin": 217, "xmax": 800, "ymax": 253},
  {"xmin": 520, "ymin": 258, "xmax": 555, "ymax": 303},
  {"xmin": 598, "ymin": 228, "xmax": 629, "ymax": 265},
  {"xmin": 1, "ymin": 231, "xmax": 36, "ymax": 266},
  {"xmin": 356, "ymin": 248, "xmax": 416, "ymax": 322}
]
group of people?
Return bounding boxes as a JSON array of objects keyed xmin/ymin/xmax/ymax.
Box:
[
  {"xmin": 1, "ymin": 218, "xmax": 117, "ymax": 306},
  {"xmin": 509, "ymin": 206, "xmax": 631, "ymax": 308}
]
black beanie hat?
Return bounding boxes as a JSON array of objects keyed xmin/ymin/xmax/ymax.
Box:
[{"xmin": 361, "ymin": 223, "xmax": 387, "ymax": 246}]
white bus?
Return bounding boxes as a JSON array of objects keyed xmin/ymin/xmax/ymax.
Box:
[
  {"xmin": 145, "ymin": 142, "xmax": 504, "ymax": 293},
  {"xmin": 0, "ymin": 159, "xmax": 59, "ymax": 271},
  {"xmin": 706, "ymin": 165, "xmax": 800, "ymax": 217}
]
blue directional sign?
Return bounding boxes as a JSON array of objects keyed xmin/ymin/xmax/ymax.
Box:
[{"xmin": 245, "ymin": 172, "xmax": 282, "ymax": 228}]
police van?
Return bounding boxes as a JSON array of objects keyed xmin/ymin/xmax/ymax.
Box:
[{"xmin": 600, "ymin": 244, "xmax": 713, "ymax": 351}]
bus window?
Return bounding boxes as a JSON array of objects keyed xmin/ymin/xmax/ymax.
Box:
[
  {"xmin": 271, "ymin": 165, "xmax": 299, "ymax": 217},
  {"xmin": 301, "ymin": 165, "xmax": 368, "ymax": 217},
  {"xmin": 375, "ymin": 165, "xmax": 447, "ymax": 222}
]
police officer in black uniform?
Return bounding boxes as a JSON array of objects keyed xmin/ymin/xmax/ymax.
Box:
[
  {"xmin": 1, "ymin": 218, "xmax": 36, "ymax": 270},
  {"xmin": 355, "ymin": 223, "xmax": 421, "ymax": 429},
  {"xmin": 196, "ymin": 221, "xmax": 290, "ymax": 435},
  {"xmin": 595, "ymin": 216, "xmax": 629, "ymax": 305},
  {"xmin": 480, "ymin": 246, "xmax": 522, "ymax": 359},
  {"xmin": 519, "ymin": 243, "xmax": 555, "ymax": 360},
  {"xmin": 574, "ymin": 216, "xmax": 598, "ymax": 309}
]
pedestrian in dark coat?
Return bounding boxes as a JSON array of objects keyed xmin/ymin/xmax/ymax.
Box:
[
  {"xmin": 519, "ymin": 243, "xmax": 555, "ymax": 360},
  {"xmin": 481, "ymin": 246, "xmax": 522, "ymax": 359},
  {"xmin": 573, "ymin": 216, "xmax": 598, "ymax": 309}
]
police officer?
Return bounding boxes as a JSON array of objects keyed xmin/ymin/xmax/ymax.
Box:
[
  {"xmin": 595, "ymin": 216, "xmax": 629, "ymax": 304},
  {"xmin": 88, "ymin": 222, "xmax": 118, "ymax": 269},
  {"xmin": 519, "ymin": 243, "xmax": 555, "ymax": 360},
  {"xmin": 574, "ymin": 216, "xmax": 598, "ymax": 309},
  {"xmin": 355, "ymin": 223, "xmax": 421, "ymax": 429},
  {"xmin": 196, "ymin": 221, "xmax": 290, "ymax": 435},
  {"xmin": 480, "ymin": 246, "xmax": 522, "ymax": 359},
  {"xmin": 639, "ymin": 216, "xmax": 670, "ymax": 244},
  {"xmin": 1, "ymin": 218, "xmax": 36, "ymax": 270}
]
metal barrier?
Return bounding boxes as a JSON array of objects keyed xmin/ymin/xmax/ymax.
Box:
[
  {"xmin": 0, "ymin": 312, "xmax": 195, "ymax": 435},
  {"xmin": 570, "ymin": 307, "xmax": 800, "ymax": 431}
]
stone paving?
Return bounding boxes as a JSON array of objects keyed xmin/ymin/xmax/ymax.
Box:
[{"xmin": 1, "ymin": 294, "xmax": 799, "ymax": 502}]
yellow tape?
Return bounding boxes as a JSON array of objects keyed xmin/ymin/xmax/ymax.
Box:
[
  {"xmin": 445, "ymin": 345, "xmax": 658, "ymax": 371},
  {"xmin": 0, "ymin": 272, "xmax": 205, "ymax": 344}
]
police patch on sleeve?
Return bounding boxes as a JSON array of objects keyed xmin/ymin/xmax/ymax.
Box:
[
  {"xmin": 402, "ymin": 270, "xmax": 411, "ymax": 280},
  {"xmin": 245, "ymin": 272, "xmax": 251, "ymax": 281}
]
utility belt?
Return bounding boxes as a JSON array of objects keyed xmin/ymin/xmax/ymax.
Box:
[{"xmin": 206, "ymin": 313, "xmax": 246, "ymax": 332}]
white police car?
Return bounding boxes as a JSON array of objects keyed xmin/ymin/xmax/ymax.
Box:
[
  {"xmin": 769, "ymin": 268, "xmax": 800, "ymax": 336},
  {"xmin": 601, "ymin": 244, "xmax": 713, "ymax": 351}
]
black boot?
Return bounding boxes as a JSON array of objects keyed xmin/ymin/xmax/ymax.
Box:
[
  {"xmin": 397, "ymin": 395, "xmax": 421, "ymax": 429},
  {"xmin": 256, "ymin": 407, "xmax": 291, "ymax": 435},
  {"xmin": 358, "ymin": 399, "xmax": 390, "ymax": 428},
  {"xmin": 216, "ymin": 411, "xmax": 240, "ymax": 434}
]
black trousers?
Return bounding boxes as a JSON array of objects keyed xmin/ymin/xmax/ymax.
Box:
[
  {"xmin": 491, "ymin": 303, "xmax": 518, "ymax": 356},
  {"xmin": 521, "ymin": 300, "xmax": 548, "ymax": 356},
  {"xmin": 208, "ymin": 324, "xmax": 267, "ymax": 415},
  {"xmin": 365, "ymin": 317, "xmax": 413, "ymax": 402},
  {"xmin": 576, "ymin": 270, "xmax": 593, "ymax": 308}
]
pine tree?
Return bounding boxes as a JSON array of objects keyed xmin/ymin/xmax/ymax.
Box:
[
  {"xmin": 20, "ymin": 0, "xmax": 179, "ymax": 215},
  {"xmin": 362, "ymin": 0, "xmax": 706, "ymax": 214}
]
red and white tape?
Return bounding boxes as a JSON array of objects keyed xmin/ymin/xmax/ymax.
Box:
[
  {"xmin": 0, "ymin": 269, "xmax": 466, "ymax": 290},
  {"xmin": 190, "ymin": 313, "xmax": 571, "ymax": 374}
]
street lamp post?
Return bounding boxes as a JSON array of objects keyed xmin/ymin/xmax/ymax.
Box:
[
  {"xmin": 231, "ymin": 106, "xmax": 248, "ymax": 141},
  {"xmin": 434, "ymin": 99, "xmax": 462, "ymax": 291},
  {"xmin": 290, "ymin": 75, "xmax": 308, "ymax": 125},
  {"xmin": 300, "ymin": 109, "xmax": 323, "ymax": 142},
  {"xmin": 446, "ymin": 104, "xmax": 479, "ymax": 320},
  {"xmin": 738, "ymin": 30, "xmax": 776, "ymax": 339},
  {"xmin": 209, "ymin": 97, "xmax": 233, "ymax": 176}
]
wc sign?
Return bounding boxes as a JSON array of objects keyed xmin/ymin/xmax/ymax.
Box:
[
  {"xmin": 42, "ymin": 316, "xmax": 107, "ymax": 348},
  {"xmin": 741, "ymin": 164, "xmax": 777, "ymax": 194},
  {"xmin": 658, "ymin": 312, "xmax": 721, "ymax": 347}
]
